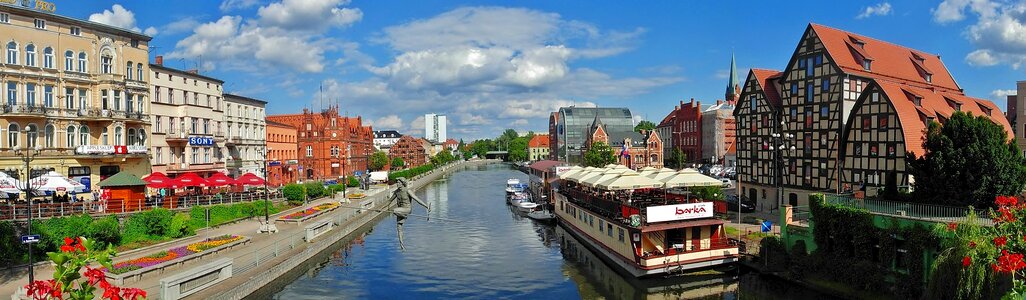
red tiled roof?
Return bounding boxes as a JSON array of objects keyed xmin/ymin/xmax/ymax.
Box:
[
  {"xmin": 750, "ymin": 68, "xmax": 783, "ymax": 108},
  {"xmin": 529, "ymin": 160, "xmax": 562, "ymax": 172},
  {"xmin": 529, "ymin": 134, "xmax": 550, "ymax": 148},
  {"xmin": 875, "ymin": 81, "xmax": 1013, "ymax": 157},
  {"xmin": 810, "ymin": 23, "xmax": 961, "ymax": 92}
]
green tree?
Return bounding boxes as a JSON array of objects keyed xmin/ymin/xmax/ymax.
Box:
[
  {"xmin": 634, "ymin": 120, "xmax": 656, "ymax": 132},
  {"xmin": 908, "ymin": 111, "xmax": 1026, "ymax": 208},
  {"xmin": 508, "ymin": 136, "xmax": 530, "ymax": 162},
  {"xmin": 584, "ymin": 142, "xmax": 617, "ymax": 167},
  {"xmin": 692, "ymin": 186, "xmax": 724, "ymax": 201},
  {"xmin": 470, "ymin": 139, "xmax": 494, "ymax": 158},
  {"xmin": 369, "ymin": 151, "xmax": 389, "ymax": 171},
  {"xmin": 431, "ymin": 150, "xmax": 455, "ymax": 165},
  {"xmin": 282, "ymin": 183, "xmax": 306, "ymax": 205},
  {"xmin": 391, "ymin": 157, "xmax": 405, "ymax": 169},
  {"xmin": 665, "ymin": 148, "xmax": 687, "ymax": 170}
]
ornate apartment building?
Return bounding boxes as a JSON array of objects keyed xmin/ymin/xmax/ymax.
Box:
[
  {"xmin": 0, "ymin": 3, "xmax": 151, "ymax": 195},
  {"xmin": 734, "ymin": 23, "xmax": 1011, "ymax": 208},
  {"xmin": 223, "ymin": 93, "xmax": 266, "ymax": 177},
  {"xmin": 267, "ymin": 106, "xmax": 373, "ymax": 180},
  {"xmin": 149, "ymin": 60, "xmax": 225, "ymax": 178},
  {"xmin": 266, "ymin": 121, "xmax": 297, "ymax": 187},
  {"xmin": 389, "ymin": 135, "xmax": 427, "ymax": 168}
]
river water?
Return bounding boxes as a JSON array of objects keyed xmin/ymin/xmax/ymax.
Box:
[{"xmin": 272, "ymin": 163, "xmax": 835, "ymax": 299}]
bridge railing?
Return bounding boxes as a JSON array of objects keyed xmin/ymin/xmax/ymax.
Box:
[
  {"xmin": 824, "ymin": 194, "xmax": 991, "ymax": 225},
  {"xmin": 0, "ymin": 191, "xmax": 284, "ymax": 221}
]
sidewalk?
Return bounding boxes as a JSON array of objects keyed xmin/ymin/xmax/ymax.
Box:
[{"xmin": 0, "ymin": 188, "xmax": 384, "ymax": 298}]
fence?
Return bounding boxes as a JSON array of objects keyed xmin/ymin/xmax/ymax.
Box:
[
  {"xmin": 0, "ymin": 191, "xmax": 284, "ymax": 221},
  {"xmin": 824, "ymin": 194, "xmax": 990, "ymax": 224}
]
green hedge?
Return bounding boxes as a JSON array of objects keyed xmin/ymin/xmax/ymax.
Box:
[
  {"xmin": 304, "ymin": 182, "xmax": 325, "ymax": 199},
  {"xmin": 283, "ymin": 183, "xmax": 306, "ymax": 205},
  {"xmin": 388, "ymin": 163, "xmax": 435, "ymax": 181}
]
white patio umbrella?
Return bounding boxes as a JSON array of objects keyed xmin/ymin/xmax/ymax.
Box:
[
  {"xmin": 637, "ymin": 166, "xmax": 659, "ymax": 177},
  {"xmin": 559, "ymin": 166, "xmax": 585, "ymax": 180},
  {"xmin": 568, "ymin": 167, "xmax": 601, "ymax": 182},
  {"xmin": 647, "ymin": 168, "xmax": 678, "ymax": 182},
  {"xmin": 597, "ymin": 171, "xmax": 664, "ymax": 190},
  {"xmin": 30, "ymin": 171, "xmax": 87, "ymax": 193},
  {"xmin": 582, "ymin": 168, "xmax": 628, "ymax": 187},
  {"xmin": 0, "ymin": 172, "xmax": 24, "ymax": 194},
  {"xmin": 662, "ymin": 169, "xmax": 723, "ymax": 188}
]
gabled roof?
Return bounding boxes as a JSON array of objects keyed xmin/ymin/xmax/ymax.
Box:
[
  {"xmin": 871, "ymin": 81, "xmax": 1013, "ymax": 156},
  {"xmin": 750, "ymin": 69, "xmax": 784, "ymax": 108},
  {"xmin": 528, "ymin": 134, "xmax": 550, "ymax": 148},
  {"xmin": 530, "ymin": 160, "xmax": 563, "ymax": 172},
  {"xmin": 810, "ymin": 23, "xmax": 961, "ymax": 92}
]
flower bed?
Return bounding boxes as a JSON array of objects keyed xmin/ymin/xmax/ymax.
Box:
[
  {"xmin": 108, "ymin": 235, "xmax": 245, "ymax": 274},
  {"xmin": 278, "ymin": 203, "xmax": 339, "ymax": 221}
]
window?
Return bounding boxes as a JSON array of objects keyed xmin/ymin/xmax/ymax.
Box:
[
  {"xmin": 70, "ymin": 27, "xmax": 81, "ymax": 36},
  {"xmin": 43, "ymin": 85, "xmax": 52, "ymax": 108},
  {"xmin": 25, "ymin": 83, "xmax": 35, "ymax": 106},
  {"xmin": 33, "ymin": 19, "xmax": 45, "ymax": 29},
  {"xmin": 599, "ymin": 219, "xmax": 604, "ymax": 233},
  {"xmin": 101, "ymin": 127, "xmax": 108, "ymax": 145},
  {"xmin": 879, "ymin": 116, "xmax": 888, "ymax": 127},
  {"xmin": 101, "ymin": 54, "xmax": 112, "ymax": 74},
  {"xmin": 870, "ymin": 145, "xmax": 879, "ymax": 156},
  {"xmin": 114, "ymin": 127, "xmax": 123, "ymax": 145},
  {"xmin": 790, "ymin": 107, "xmax": 797, "ymax": 118},
  {"xmin": 78, "ymin": 90, "xmax": 86, "ymax": 109},
  {"xmin": 79, "ymin": 126, "xmax": 89, "ymax": 145},
  {"xmin": 191, "ymin": 147, "xmax": 198, "ymax": 164},
  {"xmin": 136, "ymin": 63, "xmax": 143, "ymax": 81},
  {"xmin": 5, "ymin": 123, "xmax": 16, "ymax": 147},
  {"xmin": 155, "ymin": 116, "xmax": 162, "ymax": 133},
  {"xmin": 0, "ymin": 13, "xmax": 8, "ymax": 23},
  {"xmin": 306, "ymin": 145, "xmax": 313, "ymax": 157},
  {"xmin": 64, "ymin": 88, "xmax": 74, "ymax": 109},
  {"xmin": 925, "ymin": 74, "xmax": 932, "ymax": 83},
  {"xmin": 862, "ymin": 59, "xmax": 872, "ymax": 71},
  {"xmin": 24, "ymin": 44, "xmax": 34, "ymax": 67},
  {"xmin": 42, "ymin": 47, "xmax": 52, "ymax": 68},
  {"xmin": 155, "ymin": 147, "xmax": 162, "ymax": 165},
  {"xmin": 25, "ymin": 124, "xmax": 37, "ymax": 148},
  {"xmin": 804, "ymin": 136, "xmax": 811, "ymax": 154},
  {"xmin": 125, "ymin": 62, "xmax": 133, "ymax": 79},
  {"xmin": 77, "ymin": 52, "xmax": 87, "ymax": 72},
  {"xmin": 44, "ymin": 125, "xmax": 54, "ymax": 148},
  {"xmin": 863, "ymin": 116, "xmax": 871, "ymax": 129},
  {"xmin": 191, "ymin": 118, "xmax": 197, "ymax": 133},
  {"xmin": 6, "ymin": 41, "xmax": 16, "ymax": 64},
  {"xmin": 790, "ymin": 82, "xmax": 797, "ymax": 97},
  {"xmin": 618, "ymin": 228, "xmax": 625, "ymax": 242},
  {"xmin": 607, "ymin": 224, "xmax": 613, "ymax": 237},
  {"xmin": 806, "ymin": 57, "xmax": 813, "ymax": 76},
  {"xmin": 113, "ymin": 90, "xmax": 121, "ymax": 111},
  {"xmin": 203, "ymin": 119, "xmax": 209, "ymax": 134},
  {"xmin": 130, "ymin": 39, "xmax": 138, "ymax": 48},
  {"xmin": 126, "ymin": 94, "xmax": 133, "ymax": 113},
  {"xmin": 821, "ymin": 78, "xmax": 830, "ymax": 92},
  {"xmin": 204, "ymin": 148, "xmax": 210, "ymax": 163},
  {"xmin": 168, "ymin": 88, "xmax": 174, "ymax": 104},
  {"xmin": 65, "ymin": 126, "xmax": 75, "ymax": 148},
  {"xmin": 820, "ymin": 106, "xmax": 828, "ymax": 117},
  {"xmin": 805, "ymin": 111, "xmax": 813, "ymax": 127},
  {"xmin": 814, "ymin": 54, "xmax": 823, "ymax": 66},
  {"xmin": 912, "ymin": 96, "xmax": 922, "ymax": 107},
  {"xmin": 64, "ymin": 51, "xmax": 73, "ymax": 71},
  {"xmin": 805, "ymin": 82, "xmax": 813, "ymax": 103},
  {"xmin": 127, "ymin": 128, "xmax": 135, "ymax": 145},
  {"xmin": 6, "ymin": 81, "xmax": 16, "ymax": 106},
  {"xmin": 749, "ymin": 95, "xmax": 756, "ymax": 110}
]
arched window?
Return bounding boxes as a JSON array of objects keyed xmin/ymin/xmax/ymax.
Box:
[
  {"xmin": 136, "ymin": 63, "xmax": 143, "ymax": 81},
  {"xmin": 25, "ymin": 124, "xmax": 37, "ymax": 148},
  {"xmin": 44, "ymin": 124, "xmax": 54, "ymax": 148},
  {"xmin": 66, "ymin": 125, "xmax": 76, "ymax": 148},
  {"xmin": 77, "ymin": 52, "xmax": 86, "ymax": 72},
  {"xmin": 24, "ymin": 44, "xmax": 35, "ymax": 67},
  {"xmin": 42, "ymin": 47, "xmax": 52, "ymax": 69},
  {"xmin": 64, "ymin": 50, "xmax": 73, "ymax": 71},
  {"xmin": 6, "ymin": 123, "xmax": 17, "ymax": 148},
  {"xmin": 5, "ymin": 41, "xmax": 16, "ymax": 64},
  {"xmin": 101, "ymin": 127, "xmax": 108, "ymax": 145},
  {"xmin": 78, "ymin": 125, "xmax": 89, "ymax": 146},
  {"xmin": 125, "ymin": 61, "xmax": 132, "ymax": 79},
  {"xmin": 127, "ymin": 128, "xmax": 135, "ymax": 145},
  {"xmin": 114, "ymin": 126, "xmax": 123, "ymax": 145},
  {"xmin": 100, "ymin": 53, "xmax": 112, "ymax": 74},
  {"xmin": 137, "ymin": 129, "xmax": 146, "ymax": 146}
]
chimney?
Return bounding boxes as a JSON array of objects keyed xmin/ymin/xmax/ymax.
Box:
[{"xmin": 154, "ymin": 55, "xmax": 163, "ymax": 66}]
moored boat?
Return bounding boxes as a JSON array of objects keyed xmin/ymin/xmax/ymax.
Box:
[
  {"xmin": 506, "ymin": 178, "xmax": 521, "ymax": 194},
  {"xmin": 554, "ymin": 167, "xmax": 738, "ymax": 278},
  {"xmin": 527, "ymin": 209, "xmax": 556, "ymax": 222},
  {"xmin": 517, "ymin": 201, "xmax": 538, "ymax": 213}
]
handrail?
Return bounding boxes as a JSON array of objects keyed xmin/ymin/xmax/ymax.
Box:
[{"xmin": 0, "ymin": 190, "xmax": 285, "ymax": 220}]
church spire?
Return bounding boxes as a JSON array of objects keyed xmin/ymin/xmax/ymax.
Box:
[{"xmin": 725, "ymin": 52, "xmax": 740, "ymax": 104}]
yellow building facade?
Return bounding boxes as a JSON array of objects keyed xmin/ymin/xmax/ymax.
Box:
[{"xmin": 0, "ymin": 3, "xmax": 151, "ymax": 198}]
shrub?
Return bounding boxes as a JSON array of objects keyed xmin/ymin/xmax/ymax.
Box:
[
  {"xmin": 347, "ymin": 176, "xmax": 359, "ymax": 187},
  {"xmin": 283, "ymin": 183, "xmax": 306, "ymax": 205},
  {"xmin": 304, "ymin": 181, "xmax": 325, "ymax": 199},
  {"xmin": 138, "ymin": 208, "xmax": 174, "ymax": 237},
  {"xmin": 0, "ymin": 221, "xmax": 23, "ymax": 264},
  {"xmin": 168, "ymin": 214, "xmax": 194, "ymax": 238},
  {"xmin": 38, "ymin": 214, "xmax": 92, "ymax": 253},
  {"xmin": 87, "ymin": 216, "xmax": 122, "ymax": 247},
  {"xmin": 234, "ymin": 202, "xmax": 257, "ymax": 217},
  {"xmin": 121, "ymin": 214, "xmax": 150, "ymax": 244}
]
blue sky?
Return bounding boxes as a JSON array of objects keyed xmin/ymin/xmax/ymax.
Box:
[{"xmin": 56, "ymin": 0, "xmax": 1026, "ymax": 139}]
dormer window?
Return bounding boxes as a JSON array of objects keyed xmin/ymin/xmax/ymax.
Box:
[
  {"xmin": 946, "ymin": 98, "xmax": 961, "ymax": 111},
  {"xmin": 862, "ymin": 59, "xmax": 872, "ymax": 71},
  {"xmin": 912, "ymin": 96, "xmax": 922, "ymax": 107},
  {"xmin": 925, "ymin": 74, "xmax": 932, "ymax": 83}
]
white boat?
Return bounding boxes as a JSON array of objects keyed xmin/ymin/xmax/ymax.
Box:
[
  {"xmin": 517, "ymin": 201, "xmax": 538, "ymax": 213},
  {"xmin": 509, "ymin": 192, "xmax": 529, "ymax": 206},
  {"xmin": 505, "ymin": 178, "xmax": 521, "ymax": 194},
  {"xmin": 527, "ymin": 210, "xmax": 555, "ymax": 222}
]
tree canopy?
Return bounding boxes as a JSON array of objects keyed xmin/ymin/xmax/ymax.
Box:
[
  {"xmin": 391, "ymin": 157, "xmax": 405, "ymax": 169},
  {"xmin": 665, "ymin": 148, "xmax": 687, "ymax": 170},
  {"xmin": 635, "ymin": 120, "xmax": 656, "ymax": 132},
  {"xmin": 584, "ymin": 142, "xmax": 617, "ymax": 167},
  {"xmin": 369, "ymin": 151, "xmax": 389, "ymax": 171},
  {"xmin": 908, "ymin": 111, "xmax": 1026, "ymax": 208}
]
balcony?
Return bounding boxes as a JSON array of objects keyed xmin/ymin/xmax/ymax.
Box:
[
  {"xmin": 122, "ymin": 111, "xmax": 149, "ymax": 123},
  {"xmin": 1, "ymin": 105, "xmax": 48, "ymax": 117},
  {"xmin": 166, "ymin": 161, "xmax": 226, "ymax": 173},
  {"xmin": 64, "ymin": 71, "xmax": 93, "ymax": 83},
  {"xmin": 96, "ymin": 73, "xmax": 124, "ymax": 84},
  {"xmin": 125, "ymin": 79, "xmax": 148, "ymax": 91},
  {"xmin": 166, "ymin": 129, "xmax": 188, "ymax": 143}
]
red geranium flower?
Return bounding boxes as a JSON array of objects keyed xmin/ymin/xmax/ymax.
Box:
[
  {"xmin": 103, "ymin": 286, "xmax": 122, "ymax": 300},
  {"xmin": 25, "ymin": 279, "xmax": 60, "ymax": 300},
  {"xmin": 996, "ymin": 195, "xmax": 1019, "ymax": 207},
  {"xmin": 994, "ymin": 207, "xmax": 1016, "ymax": 223},
  {"xmin": 60, "ymin": 237, "xmax": 86, "ymax": 253},
  {"xmin": 84, "ymin": 266, "xmax": 107, "ymax": 287},
  {"xmin": 995, "ymin": 236, "xmax": 1008, "ymax": 248},
  {"xmin": 963, "ymin": 256, "xmax": 971, "ymax": 268},
  {"xmin": 121, "ymin": 288, "xmax": 147, "ymax": 300},
  {"xmin": 947, "ymin": 223, "xmax": 958, "ymax": 231},
  {"xmin": 993, "ymin": 250, "xmax": 1026, "ymax": 273}
]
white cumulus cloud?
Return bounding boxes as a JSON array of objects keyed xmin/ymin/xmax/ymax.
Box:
[
  {"xmin": 991, "ymin": 89, "xmax": 1017, "ymax": 99},
  {"xmin": 89, "ymin": 4, "xmax": 154, "ymax": 35},
  {"xmin": 934, "ymin": 0, "xmax": 1026, "ymax": 69},
  {"xmin": 856, "ymin": 3, "xmax": 892, "ymax": 19}
]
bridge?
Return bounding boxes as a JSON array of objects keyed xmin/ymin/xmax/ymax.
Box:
[{"xmin": 485, "ymin": 151, "xmax": 508, "ymax": 160}]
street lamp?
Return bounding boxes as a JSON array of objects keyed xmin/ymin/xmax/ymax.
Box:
[
  {"xmin": 258, "ymin": 147, "xmax": 276, "ymax": 234},
  {"xmin": 17, "ymin": 145, "xmax": 42, "ymax": 284},
  {"xmin": 766, "ymin": 126, "xmax": 795, "ymax": 211}
]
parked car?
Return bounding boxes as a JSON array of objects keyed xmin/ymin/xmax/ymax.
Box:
[
  {"xmin": 720, "ymin": 178, "xmax": 732, "ymax": 188},
  {"xmin": 726, "ymin": 195, "xmax": 755, "ymax": 213}
]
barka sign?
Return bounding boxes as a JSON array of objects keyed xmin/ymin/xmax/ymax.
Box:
[{"xmin": 645, "ymin": 202, "xmax": 714, "ymax": 223}]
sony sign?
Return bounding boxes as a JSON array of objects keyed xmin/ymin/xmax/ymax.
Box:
[{"xmin": 645, "ymin": 202, "xmax": 714, "ymax": 223}]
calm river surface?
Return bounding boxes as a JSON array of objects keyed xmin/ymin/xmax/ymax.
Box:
[{"xmin": 272, "ymin": 163, "xmax": 835, "ymax": 299}]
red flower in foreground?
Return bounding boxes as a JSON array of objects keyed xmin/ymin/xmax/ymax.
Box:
[
  {"xmin": 995, "ymin": 236, "xmax": 1009, "ymax": 248},
  {"xmin": 996, "ymin": 195, "xmax": 1019, "ymax": 207},
  {"xmin": 963, "ymin": 256, "xmax": 972, "ymax": 268},
  {"xmin": 993, "ymin": 250, "xmax": 1026, "ymax": 273},
  {"xmin": 121, "ymin": 288, "xmax": 147, "ymax": 300},
  {"xmin": 84, "ymin": 266, "xmax": 107, "ymax": 287},
  {"xmin": 947, "ymin": 222, "xmax": 958, "ymax": 231},
  {"xmin": 103, "ymin": 285, "xmax": 122, "ymax": 300},
  {"xmin": 60, "ymin": 237, "xmax": 86, "ymax": 253},
  {"xmin": 995, "ymin": 207, "xmax": 1016, "ymax": 223},
  {"xmin": 25, "ymin": 279, "xmax": 60, "ymax": 300}
]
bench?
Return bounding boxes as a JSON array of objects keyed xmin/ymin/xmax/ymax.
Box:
[{"xmin": 160, "ymin": 258, "xmax": 233, "ymax": 300}]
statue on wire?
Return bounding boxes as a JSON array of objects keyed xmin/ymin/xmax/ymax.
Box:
[{"xmin": 389, "ymin": 178, "xmax": 430, "ymax": 250}]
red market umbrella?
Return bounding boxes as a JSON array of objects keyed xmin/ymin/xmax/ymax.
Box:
[
  {"xmin": 235, "ymin": 173, "xmax": 266, "ymax": 186},
  {"xmin": 142, "ymin": 172, "xmax": 175, "ymax": 189},
  {"xmin": 206, "ymin": 172, "xmax": 237, "ymax": 187},
  {"xmin": 173, "ymin": 173, "xmax": 208, "ymax": 188}
]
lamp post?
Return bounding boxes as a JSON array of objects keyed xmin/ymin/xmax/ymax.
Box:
[
  {"xmin": 767, "ymin": 125, "xmax": 795, "ymax": 211},
  {"xmin": 17, "ymin": 145, "xmax": 42, "ymax": 284},
  {"xmin": 258, "ymin": 147, "xmax": 276, "ymax": 233}
]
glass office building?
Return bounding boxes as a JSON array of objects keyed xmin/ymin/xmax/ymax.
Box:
[{"xmin": 554, "ymin": 107, "xmax": 634, "ymax": 164}]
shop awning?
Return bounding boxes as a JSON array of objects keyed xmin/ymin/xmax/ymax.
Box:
[
  {"xmin": 235, "ymin": 173, "xmax": 266, "ymax": 186},
  {"xmin": 173, "ymin": 172, "xmax": 208, "ymax": 187},
  {"xmin": 98, "ymin": 172, "xmax": 147, "ymax": 188},
  {"xmin": 206, "ymin": 172, "xmax": 237, "ymax": 187},
  {"xmin": 143, "ymin": 172, "xmax": 175, "ymax": 189}
]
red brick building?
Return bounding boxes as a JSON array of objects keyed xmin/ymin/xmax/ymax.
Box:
[
  {"xmin": 266, "ymin": 121, "xmax": 298, "ymax": 187},
  {"xmin": 389, "ymin": 135, "xmax": 428, "ymax": 168},
  {"xmin": 586, "ymin": 117, "xmax": 663, "ymax": 169},
  {"xmin": 657, "ymin": 99, "xmax": 703, "ymax": 163},
  {"xmin": 266, "ymin": 106, "xmax": 374, "ymax": 181}
]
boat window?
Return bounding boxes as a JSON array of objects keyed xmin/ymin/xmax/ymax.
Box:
[
  {"xmin": 599, "ymin": 219, "xmax": 605, "ymax": 233},
  {"xmin": 607, "ymin": 224, "xmax": 613, "ymax": 237},
  {"xmin": 619, "ymin": 228, "xmax": 625, "ymax": 242}
]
